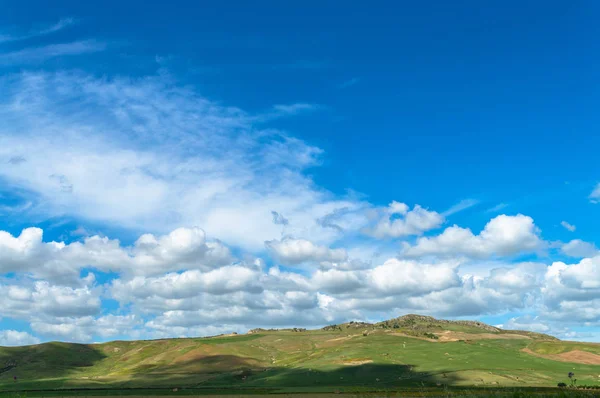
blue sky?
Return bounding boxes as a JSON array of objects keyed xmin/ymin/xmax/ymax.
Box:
[{"xmin": 0, "ymin": 1, "xmax": 600, "ymax": 345}]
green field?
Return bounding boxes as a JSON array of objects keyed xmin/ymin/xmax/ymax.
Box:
[{"xmin": 1, "ymin": 315, "xmax": 599, "ymax": 397}]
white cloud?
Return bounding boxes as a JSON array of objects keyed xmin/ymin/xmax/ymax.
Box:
[
  {"xmin": 557, "ymin": 256, "xmax": 600, "ymax": 290},
  {"xmin": 0, "ymin": 227, "xmax": 232, "ymax": 281},
  {"xmin": 271, "ymin": 211, "xmax": 289, "ymax": 226},
  {"xmin": 561, "ymin": 221, "xmax": 576, "ymax": 232},
  {"xmin": 541, "ymin": 257, "xmax": 600, "ymax": 323},
  {"xmin": 265, "ymin": 238, "xmax": 347, "ymax": 265},
  {"xmin": 0, "ymin": 71, "xmax": 361, "ymax": 252},
  {"xmin": 366, "ymin": 202, "xmax": 444, "ymax": 238},
  {"xmin": 0, "ymin": 41, "xmax": 106, "ymax": 65},
  {"xmin": 270, "ymin": 103, "xmax": 319, "ymax": 116},
  {"xmin": 31, "ymin": 314, "xmax": 142, "ymax": 342},
  {"xmin": 368, "ymin": 259, "xmax": 461, "ymax": 296},
  {"xmin": 503, "ymin": 315, "xmax": 550, "ymax": 333},
  {"xmin": 442, "ymin": 199, "xmax": 479, "ymax": 216},
  {"xmin": 561, "ymin": 239, "xmax": 598, "ymax": 258},
  {"xmin": 0, "ymin": 330, "xmax": 40, "ymax": 346},
  {"xmin": 338, "ymin": 78, "xmax": 359, "ymax": 89},
  {"xmin": 484, "ymin": 262, "xmax": 546, "ymax": 294},
  {"xmin": 3, "ymin": 221, "xmax": 600, "ymax": 342},
  {"xmin": 111, "ymin": 266, "xmax": 264, "ymax": 301},
  {"xmin": 2, "ymin": 64, "xmax": 600, "ymax": 344},
  {"xmin": 312, "ymin": 269, "xmax": 364, "ymax": 293},
  {"xmin": 0, "ymin": 278, "xmax": 101, "ymax": 327},
  {"xmin": 590, "ymin": 183, "xmax": 600, "ymax": 204},
  {"xmin": 0, "ymin": 18, "xmax": 76, "ymax": 43},
  {"xmin": 403, "ymin": 214, "xmax": 545, "ymax": 258},
  {"xmin": 486, "ymin": 203, "xmax": 508, "ymax": 213}
]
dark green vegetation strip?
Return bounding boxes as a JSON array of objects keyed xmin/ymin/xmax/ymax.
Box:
[{"xmin": 2, "ymin": 387, "xmax": 600, "ymax": 397}]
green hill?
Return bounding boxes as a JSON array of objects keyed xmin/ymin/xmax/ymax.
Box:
[{"xmin": 1, "ymin": 315, "xmax": 599, "ymax": 396}]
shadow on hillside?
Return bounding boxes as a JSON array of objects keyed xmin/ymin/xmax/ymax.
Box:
[
  {"xmin": 1, "ymin": 348, "xmax": 465, "ymax": 392},
  {"xmin": 0, "ymin": 342, "xmax": 107, "ymax": 387},
  {"xmin": 112, "ymin": 354, "xmax": 464, "ymax": 390}
]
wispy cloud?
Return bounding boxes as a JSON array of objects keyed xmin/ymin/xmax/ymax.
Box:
[
  {"xmin": 486, "ymin": 203, "xmax": 508, "ymax": 213},
  {"xmin": 442, "ymin": 198, "xmax": 479, "ymax": 216},
  {"xmin": 0, "ymin": 40, "xmax": 106, "ymax": 65},
  {"xmin": 271, "ymin": 60, "xmax": 330, "ymax": 70},
  {"xmin": 589, "ymin": 183, "xmax": 600, "ymax": 204},
  {"xmin": 272, "ymin": 103, "xmax": 318, "ymax": 115},
  {"xmin": 0, "ymin": 18, "xmax": 77, "ymax": 44},
  {"xmin": 560, "ymin": 221, "xmax": 576, "ymax": 232},
  {"xmin": 7, "ymin": 155, "xmax": 26, "ymax": 165},
  {"xmin": 338, "ymin": 77, "xmax": 359, "ymax": 89},
  {"xmin": 254, "ymin": 103, "xmax": 321, "ymax": 122},
  {"xmin": 0, "ymin": 201, "xmax": 33, "ymax": 214},
  {"xmin": 271, "ymin": 211, "xmax": 289, "ymax": 226},
  {"xmin": 0, "ymin": 71, "xmax": 353, "ymax": 251},
  {"xmin": 40, "ymin": 18, "xmax": 77, "ymax": 35}
]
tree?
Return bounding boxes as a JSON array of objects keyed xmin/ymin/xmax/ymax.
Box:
[{"xmin": 568, "ymin": 372, "xmax": 577, "ymax": 387}]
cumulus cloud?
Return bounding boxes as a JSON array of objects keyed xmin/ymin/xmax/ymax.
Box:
[
  {"xmin": 561, "ymin": 239, "xmax": 599, "ymax": 258},
  {"xmin": 540, "ymin": 257, "xmax": 600, "ymax": 323},
  {"xmin": 556, "ymin": 256, "xmax": 600, "ymax": 290},
  {"xmin": 367, "ymin": 259, "xmax": 461, "ymax": 296},
  {"xmin": 0, "ymin": 227, "xmax": 232, "ymax": 281},
  {"xmin": 502, "ymin": 315, "xmax": 550, "ymax": 333},
  {"xmin": 265, "ymin": 238, "xmax": 347, "ymax": 265},
  {"xmin": 0, "ymin": 330, "xmax": 40, "ymax": 346},
  {"xmin": 402, "ymin": 214, "xmax": 545, "ymax": 258},
  {"xmin": 311, "ymin": 269, "xmax": 364, "ymax": 293},
  {"xmin": 111, "ymin": 266, "xmax": 264, "ymax": 301},
  {"xmin": 31, "ymin": 314, "xmax": 142, "ymax": 342},
  {"xmin": 3, "ymin": 220, "xmax": 599, "ymax": 342},
  {"xmin": 0, "ymin": 280, "xmax": 101, "ymax": 319},
  {"xmin": 2, "ymin": 64, "xmax": 600, "ymax": 344},
  {"xmin": 366, "ymin": 202, "xmax": 444, "ymax": 238},
  {"xmin": 313, "ymin": 264, "xmax": 541, "ymax": 319}
]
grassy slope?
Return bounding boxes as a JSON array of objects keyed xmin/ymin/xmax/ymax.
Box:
[{"xmin": 0, "ymin": 317, "xmax": 599, "ymax": 393}]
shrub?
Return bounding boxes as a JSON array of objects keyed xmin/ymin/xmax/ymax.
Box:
[{"xmin": 558, "ymin": 382, "xmax": 567, "ymax": 388}]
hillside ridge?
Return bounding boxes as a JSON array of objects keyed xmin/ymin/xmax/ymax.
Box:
[
  {"xmin": 1, "ymin": 313, "xmax": 598, "ymax": 393},
  {"xmin": 321, "ymin": 313, "xmax": 557, "ymax": 341}
]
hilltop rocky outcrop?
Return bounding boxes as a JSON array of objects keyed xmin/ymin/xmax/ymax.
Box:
[{"xmin": 320, "ymin": 314, "xmax": 557, "ymax": 341}]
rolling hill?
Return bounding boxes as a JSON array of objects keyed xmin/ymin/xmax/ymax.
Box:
[{"xmin": 1, "ymin": 314, "xmax": 599, "ymax": 395}]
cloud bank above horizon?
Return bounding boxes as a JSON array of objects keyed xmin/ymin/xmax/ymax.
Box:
[{"xmin": 1, "ymin": 15, "xmax": 600, "ymax": 346}]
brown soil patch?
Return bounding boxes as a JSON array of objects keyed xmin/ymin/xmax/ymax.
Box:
[
  {"xmin": 436, "ymin": 330, "xmax": 530, "ymax": 342},
  {"xmin": 557, "ymin": 350, "xmax": 600, "ymax": 365},
  {"xmin": 522, "ymin": 348, "xmax": 600, "ymax": 365}
]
